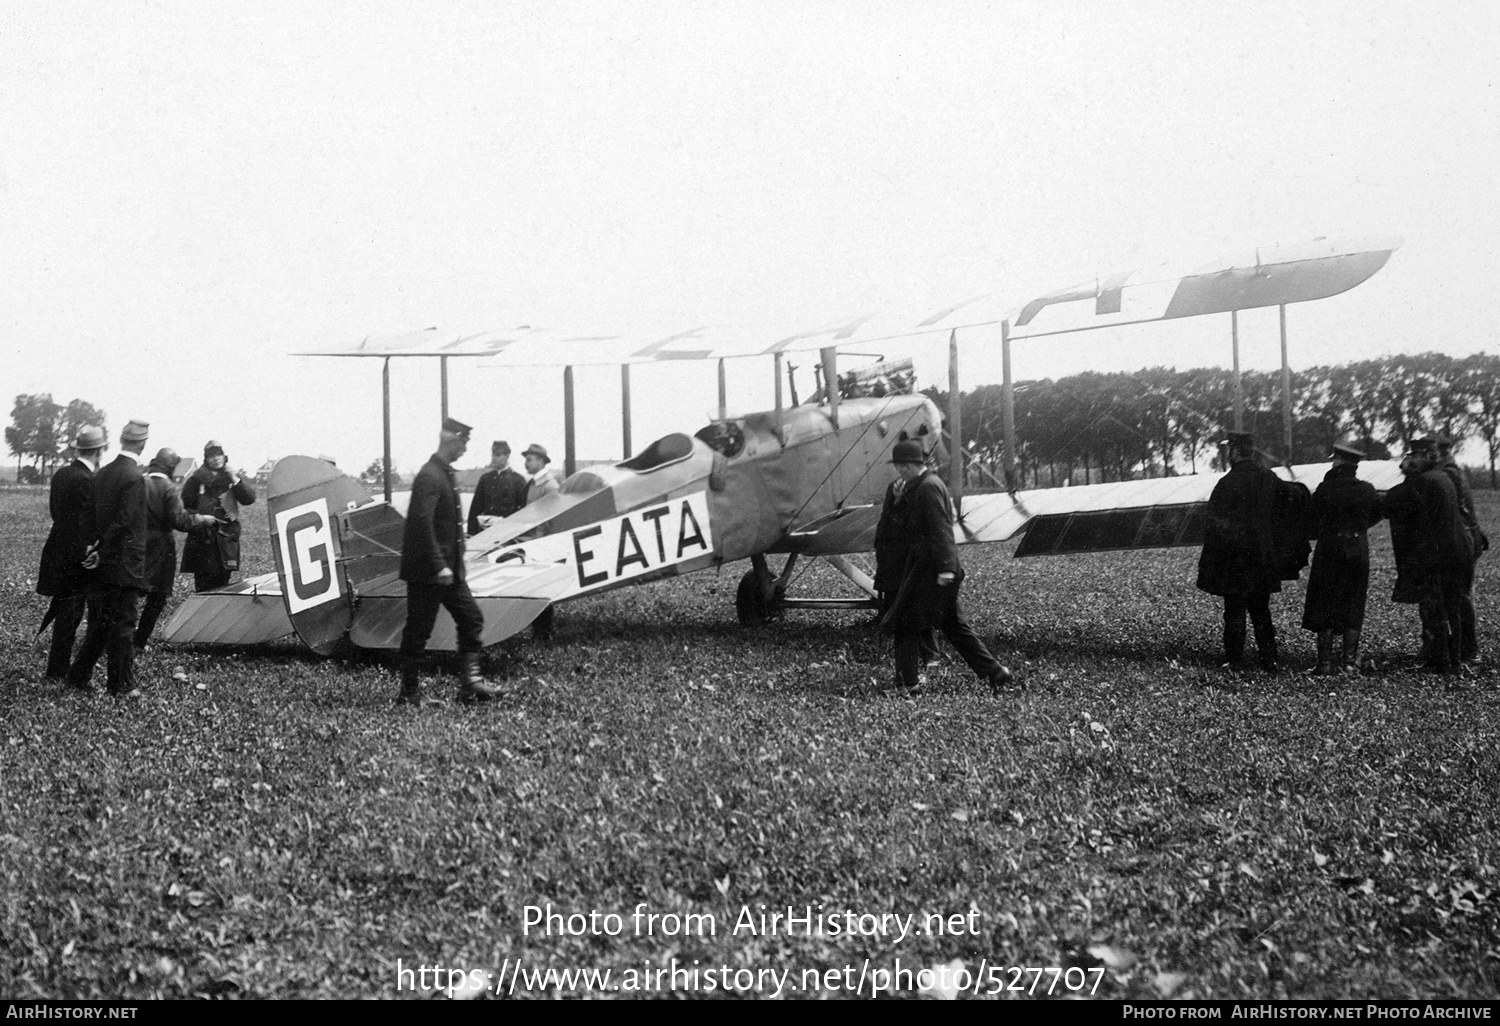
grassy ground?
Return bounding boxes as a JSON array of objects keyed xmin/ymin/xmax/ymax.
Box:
[{"xmin": 1, "ymin": 486, "xmax": 1497, "ymax": 999}]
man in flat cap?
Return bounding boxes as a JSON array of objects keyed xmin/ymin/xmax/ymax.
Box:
[
  {"xmin": 181, "ymin": 439, "xmax": 257, "ymax": 592},
  {"xmin": 1301, "ymin": 443, "xmax": 1384, "ymax": 673},
  {"xmin": 66, "ymin": 419, "xmax": 151, "ymax": 696},
  {"xmin": 876, "ymin": 439, "xmax": 1012, "ymax": 692},
  {"xmin": 36, "ymin": 425, "xmax": 107, "ymax": 681},
  {"xmin": 1197, "ymin": 431, "xmax": 1299, "ymax": 672},
  {"xmin": 398, "ymin": 417, "xmax": 498, "ymax": 705},
  {"xmin": 135, "ymin": 448, "xmax": 218, "ymax": 649},
  {"xmin": 467, "ymin": 440, "xmax": 528, "ymax": 537},
  {"xmin": 1435, "ymin": 435, "xmax": 1485, "ymax": 663},
  {"xmin": 1383, "ymin": 437, "xmax": 1473, "ymax": 672},
  {"xmin": 520, "ymin": 443, "xmax": 562, "ymax": 640}
]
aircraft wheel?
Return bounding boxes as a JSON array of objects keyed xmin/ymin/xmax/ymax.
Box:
[{"xmin": 735, "ymin": 568, "xmax": 778, "ymax": 625}]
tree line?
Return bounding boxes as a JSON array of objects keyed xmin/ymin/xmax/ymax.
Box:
[
  {"xmin": 6, "ymin": 394, "xmax": 107, "ymax": 483},
  {"xmin": 928, "ymin": 351, "xmax": 1500, "ymax": 490}
]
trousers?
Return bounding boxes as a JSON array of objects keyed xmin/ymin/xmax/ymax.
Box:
[{"xmin": 400, "ymin": 578, "xmax": 485, "ymax": 658}]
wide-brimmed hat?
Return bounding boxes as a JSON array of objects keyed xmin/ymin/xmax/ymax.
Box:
[
  {"xmin": 522, "ymin": 443, "xmax": 550, "ymax": 463},
  {"xmin": 890, "ymin": 440, "xmax": 925, "ymax": 464},
  {"xmin": 73, "ymin": 425, "xmax": 106, "ymax": 450},
  {"xmin": 121, "ymin": 420, "xmax": 150, "ymax": 443}
]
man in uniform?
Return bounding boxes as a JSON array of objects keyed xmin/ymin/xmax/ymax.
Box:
[
  {"xmin": 36, "ymin": 425, "xmax": 106, "ymax": 681},
  {"xmin": 1383, "ymin": 437, "xmax": 1473, "ymax": 672},
  {"xmin": 467, "ymin": 440, "xmax": 528, "ymax": 537},
  {"xmin": 1197, "ymin": 431, "xmax": 1293, "ymax": 672},
  {"xmin": 135, "ymin": 448, "xmax": 217, "ymax": 648},
  {"xmin": 1436, "ymin": 436, "xmax": 1484, "ymax": 663},
  {"xmin": 66, "ymin": 418, "xmax": 151, "ymax": 696},
  {"xmin": 398, "ymin": 417, "xmax": 498, "ymax": 705},
  {"xmin": 1301, "ymin": 443, "xmax": 1383, "ymax": 674},
  {"xmin": 877, "ymin": 440, "xmax": 1012, "ymax": 691}
]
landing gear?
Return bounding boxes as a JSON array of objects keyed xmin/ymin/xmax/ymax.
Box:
[
  {"xmin": 735, "ymin": 554, "xmax": 781, "ymax": 625},
  {"xmin": 733, "ymin": 552, "xmax": 880, "ymax": 626}
]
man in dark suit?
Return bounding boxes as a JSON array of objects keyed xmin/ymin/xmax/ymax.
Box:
[
  {"xmin": 135, "ymin": 448, "xmax": 217, "ymax": 648},
  {"xmin": 398, "ymin": 417, "xmax": 498, "ymax": 705},
  {"xmin": 467, "ymin": 440, "xmax": 529, "ymax": 537},
  {"xmin": 66, "ymin": 418, "xmax": 151, "ymax": 696},
  {"xmin": 36, "ymin": 425, "xmax": 106, "ymax": 680}
]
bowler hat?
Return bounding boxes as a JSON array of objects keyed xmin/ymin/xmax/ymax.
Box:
[
  {"xmin": 441, "ymin": 417, "xmax": 473, "ymax": 440},
  {"xmin": 890, "ymin": 440, "xmax": 926, "ymax": 464},
  {"xmin": 73, "ymin": 425, "xmax": 106, "ymax": 450},
  {"xmin": 1331, "ymin": 442, "xmax": 1365, "ymax": 461},
  {"xmin": 521, "ymin": 443, "xmax": 550, "ymax": 463},
  {"xmin": 121, "ymin": 420, "xmax": 150, "ymax": 443},
  {"xmin": 492, "ymin": 440, "xmax": 511, "ymax": 456}
]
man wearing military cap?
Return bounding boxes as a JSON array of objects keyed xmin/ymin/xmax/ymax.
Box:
[
  {"xmin": 67, "ymin": 419, "xmax": 151, "ymax": 696},
  {"xmin": 36, "ymin": 424, "xmax": 107, "ymax": 680},
  {"xmin": 468, "ymin": 440, "xmax": 528, "ymax": 537},
  {"xmin": 1302, "ymin": 443, "xmax": 1383, "ymax": 673},
  {"xmin": 1383, "ymin": 437, "xmax": 1473, "ymax": 671},
  {"xmin": 135, "ymin": 448, "xmax": 218, "ymax": 648},
  {"xmin": 398, "ymin": 417, "xmax": 498, "ymax": 705},
  {"xmin": 1197, "ymin": 431, "xmax": 1302, "ymax": 672}
]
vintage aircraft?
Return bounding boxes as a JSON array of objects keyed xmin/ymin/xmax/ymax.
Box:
[{"xmin": 163, "ymin": 236, "xmax": 1403, "ymax": 654}]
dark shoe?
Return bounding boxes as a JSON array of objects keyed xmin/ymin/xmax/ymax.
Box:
[
  {"xmin": 456, "ymin": 652, "xmax": 499, "ymax": 704},
  {"xmin": 1340, "ymin": 630, "xmax": 1362, "ymax": 673},
  {"xmin": 882, "ymin": 674, "xmax": 926, "ymax": 693},
  {"xmin": 112, "ymin": 688, "xmax": 142, "ymax": 700},
  {"xmin": 396, "ymin": 658, "xmax": 442, "ymax": 707},
  {"xmin": 1313, "ymin": 630, "xmax": 1335, "ymax": 675},
  {"xmin": 985, "ymin": 666, "xmax": 1015, "ymax": 690}
]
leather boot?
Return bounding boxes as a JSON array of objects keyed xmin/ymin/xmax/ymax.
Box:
[
  {"xmin": 396, "ymin": 657, "xmax": 439, "ymax": 706},
  {"xmin": 1341, "ymin": 630, "xmax": 1361, "ymax": 673},
  {"xmin": 1222, "ymin": 621, "xmax": 1247, "ymax": 667},
  {"xmin": 1314, "ymin": 631, "xmax": 1335, "ymax": 675},
  {"xmin": 456, "ymin": 652, "xmax": 499, "ymax": 703},
  {"xmin": 1253, "ymin": 623, "xmax": 1279, "ymax": 673}
]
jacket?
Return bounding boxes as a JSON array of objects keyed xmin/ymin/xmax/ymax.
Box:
[
  {"xmin": 181, "ymin": 465, "xmax": 257, "ymax": 574},
  {"xmin": 144, "ymin": 470, "xmax": 197, "ymax": 595},
  {"xmin": 36, "ymin": 459, "xmax": 95, "ymax": 597},
  {"xmin": 91, "ymin": 452, "xmax": 149, "ymax": 590},
  {"xmin": 1196, "ymin": 458, "xmax": 1290, "ymax": 596},
  {"xmin": 878, "ymin": 469, "xmax": 962, "ymax": 634},
  {"xmin": 401, "ymin": 453, "xmax": 466, "ymax": 583},
  {"xmin": 468, "ymin": 465, "xmax": 529, "ymax": 536}
]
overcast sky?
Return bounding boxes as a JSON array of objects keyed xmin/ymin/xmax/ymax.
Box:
[{"xmin": 3, "ymin": 0, "xmax": 1497, "ymax": 476}]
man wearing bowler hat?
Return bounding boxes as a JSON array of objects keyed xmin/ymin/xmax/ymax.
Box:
[
  {"xmin": 876, "ymin": 439, "xmax": 1012, "ymax": 692},
  {"xmin": 398, "ymin": 417, "xmax": 499, "ymax": 705},
  {"xmin": 67, "ymin": 419, "xmax": 151, "ymax": 696},
  {"xmin": 36, "ymin": 424, "xmax": 107, "ymax": 681},
  {"xmin": 468, "ymin": 440, "xmax": 528, "ymax": 537}
]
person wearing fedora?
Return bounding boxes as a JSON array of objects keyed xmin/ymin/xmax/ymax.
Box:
[
  {"xmin": 1196, "ymin": 431, "xmax": 1295, "ymax": 672},
  {"xmin": 467, "ymin": 440, "xmax": 529, "ymax": 537},
  {"xmin": 36, "ymin": 424, "xmax": 107, "ymax": 681},
  {"xmin": 521, "ymin": 443, "xmax": 561, "ymax": 641},
  {"xmin": 398, "ymin": 417, "xmax": 499, "ymax": 705},
  {"xmin": 180, "ymin": 439, "xmax": 257, "ymax": 592},
  {"xmin": 1301, "ymin": 443, "xmax": 1384, "ymax": 674},
  {"xmin": 135, "ymin": 448, "xmax": 218, "ymax": 649},
  {"xmin": 66, "ymin": 419, "xmax": 152, "ymax": 697},
  {"xmin": 876, "ymin": 440, "xmax": 1013, "ymax": 692}
]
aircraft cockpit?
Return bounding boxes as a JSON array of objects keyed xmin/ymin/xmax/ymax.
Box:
[{"xmin": 695, "ymin": 420, "xmax": 746, "ymax": 459}]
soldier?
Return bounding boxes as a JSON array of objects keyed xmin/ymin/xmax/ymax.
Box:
[
  {"xmin": 1383, "ymin": 438, "xmax": 1473, "ymax": 672},
  {"xmin": 1196, "ymin": 432, "xmax": 1293, "ymax": 672},
  {"xmin": 135, "ymin": 448, "xmax": 217, "ymax": 648},
  {"xmin": 397, "ymin": 417, "xmax": 499, "ymax": 705},
  {"xmin": 1301, "ymin": 443, "xmax": 1383, "ymax": 674},
  {"xmin": 467, "ymin": 440, "xmax": 528, "ymax": 537},
  {"xmin": 1436, "ymin": 436, "xmax": 1485, "ymax": 663},
  {"xmin": 36, "ymin": 425, "xmax": 106, "ymax": 681},
  {"xmin": 877, "ymin": 440, "xmax": 1012, "ymax": 691}
]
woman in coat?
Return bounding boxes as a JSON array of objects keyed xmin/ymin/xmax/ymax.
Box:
[{"xmin": 1301, "ymin": 443, "xmax": 1383, "ymax": 673}]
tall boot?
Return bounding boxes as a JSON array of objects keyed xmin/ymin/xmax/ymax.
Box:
[
  {"xmin": 1222, "ymin": 621, "xmax": 1247, "ymax": 667},
  {"xmin": 1253, "ymin": 623, "xmax": 1279, "ymax": 673},
  {"xmin": 1341, "ymin": 630, "xmax": 1361, "ymax": 673},
  {"xmin": 457, "ymin": 652, "xmax": 499, "ymax": 704},
  {"xmin": 396, "ymin": 656, "xmax": 439, "ymax": 706},
  {"xmin": 1314, "ymin": 631, "xmax": 1335, "ymax": 675}
]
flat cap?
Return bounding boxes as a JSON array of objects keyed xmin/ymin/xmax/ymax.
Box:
[
  {"xmin": 120, "ymin": 419, "xmax": 150, "ymax": 443},
  {"xmin": 73, "ymin": 425, "xmax": 106, "ymax": 450},
  {"xmin": 890, "ymin": 440, "xmax": 926, "ymax": 464},
  {"xmin": 441, "ymin": 417, "xmax": 473, "ymax": 440}
]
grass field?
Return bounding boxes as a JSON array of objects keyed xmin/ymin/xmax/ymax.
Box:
[{"xmin": 1, "ymin": 485, "xmax": 1497, "ymax": 1000}]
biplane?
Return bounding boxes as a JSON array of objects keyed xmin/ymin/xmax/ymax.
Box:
[{"xmin": 163, "ymin": 236, "xmax": 1404, "ymax": 654}]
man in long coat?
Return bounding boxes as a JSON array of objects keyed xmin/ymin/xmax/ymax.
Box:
[
  {"xmin": 66, "ymin": 419, "xmax": 151, "ymax": 696},
  {"xmin": 135, "ymin": 448, "xmax": 216, "ymax": 648},
  {"xmin": 1197, "ymin": 432, "xmax": 1294, "ymax": 672},
  {"xmin": 877, "ymin": 440, "xmax": 1011, "ymax": 691},
  {"xmin": 180, "ymin": 439, "xmax": 257, "ymax": 592},
  {"xmin": 1301, "ymin": 443, "xmax": 1383, "ymax": 673},
  {"xmin": 1437, "ymin": 436, "xmax": 1484, "ymax": 662},
  {"xmin": 1383, "ymin": 438, "xmax": 1473, "ymax": 671},
  {"xmin": 398, "ymin": 417, "xmax": 498, "ymax": 705},
  {"xmin": 36, "ymin": 425, "xmax": 106, "ymax": 680}
]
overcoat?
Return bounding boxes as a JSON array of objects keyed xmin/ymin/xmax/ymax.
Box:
[
  {"xmin": 180, "ymin": 466, "xmax": 256, "ymax": 575},
  {"xmin": 143, "ymin": 471, "xmax": 195, "ymax": 596},
  {"xmin": 1196, "ymin": 459, "xmax": 1289, "ymax": 596},
  {"xmin": 1383, "ymin": 467, "xmax": 1472, "ymax": 602},
  {"xmin": 401, "ymin": 453, "xmax": 466, "ymax": 583},
  {"xmin": 37, "ymin": 459, "xmax": 95, "ymax": 597},
  {"xmin": 872, "ymin": 478, "xmax": 909, "ymax": 596},
  {"xmin": 1301, "ymin": 463, "xmax": 1382, "ymax": 630},
  {"xmin": 879, "ymin": 469, "xmax": 962, "ymax": 635},
  {"xmin": 92, "ymin": 453, "xmax": 148, "ymax": 591}
]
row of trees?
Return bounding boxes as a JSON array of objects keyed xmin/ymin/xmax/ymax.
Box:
[
  {"xmin": 931, "ymin": 352, "xmax": 1500, "ymax": 490},
  {"xmin": 6, "ymin": 394, "xmax": 107, "ymax": 483}
]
